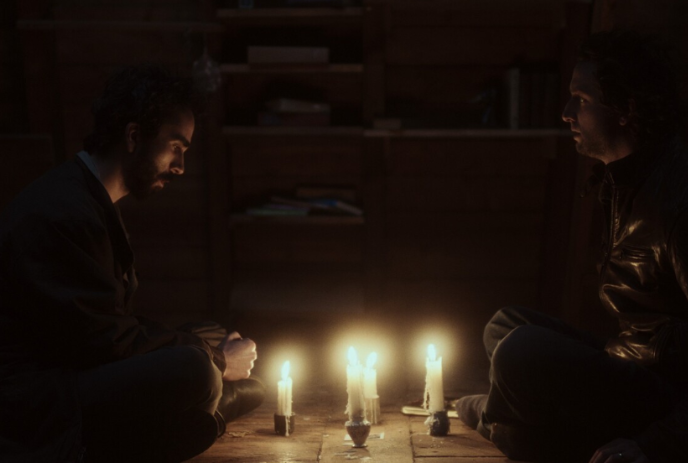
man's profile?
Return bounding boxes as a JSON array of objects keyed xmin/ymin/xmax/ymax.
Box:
[
  {"xmin": 0, "ymin": 64, "xmax": 264, "ymax": 463},
  {"xmin": 455, "ymin": 30, "xmax": 687, "ymax": 463}
]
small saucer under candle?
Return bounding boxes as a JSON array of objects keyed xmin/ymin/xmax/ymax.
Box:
[
  {"xmin": 274, "ymin": 413, "xmax": 295, "ymax": 436},
  {"xmin": 425, "ymin": 410, "xmax": 450, "ymax": 436},
  {"xmin": 345, "ymin": 418, "xmax": 371, "ymax": 447}
]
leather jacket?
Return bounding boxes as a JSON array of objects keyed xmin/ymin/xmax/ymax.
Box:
[{"xmin": 595, "ymin": 136, "xmax": 688, "ymax": 379}]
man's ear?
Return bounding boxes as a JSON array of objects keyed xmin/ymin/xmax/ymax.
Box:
[{"xmin": 125, "ymin": 122, "xmax": 140, "ymax": 153}]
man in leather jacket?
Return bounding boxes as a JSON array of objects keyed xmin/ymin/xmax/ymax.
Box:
[
  {"xmin": 0, "ymin": 65, "xmax": 264, "ymax": 462},
  {"xmin": 454, "ymin": 31, "xmax": 687, "ymax": 463}
]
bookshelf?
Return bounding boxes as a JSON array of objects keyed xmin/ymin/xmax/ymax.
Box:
[
  {"xmin": 213, "ymin": 2, "xmax": 374, "ymax": 318},
  {"xmin": 210, "ymin": 0, "xmax": 591, "ymax": 323}
]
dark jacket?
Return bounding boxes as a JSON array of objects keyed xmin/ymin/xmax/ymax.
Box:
[
  {"xmin": 595, "ymin": 137, "xmax": 688, "ymax": 461},
  {"xmin": 0, "ymin": 157, "xmax": 226, "ymax": 462}
]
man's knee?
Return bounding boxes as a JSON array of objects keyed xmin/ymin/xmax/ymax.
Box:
[
  {"xmin": 169, "ymin": 346, "xmax": 223, "ymax": 410},
  {"xmin": 483, "ymin": 306, "xmax": 530, "ymax": 353},
  {"xmin": 491, "ymin": 325, "xmax": 551, "ymax": 382},
  {"xmin": 217, "ymin": 377, "xmax": 266, "ymax": 422}
]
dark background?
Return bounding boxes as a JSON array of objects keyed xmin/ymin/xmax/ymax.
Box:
[{"xmin": 2, "ymin": 0, "xmax": 688, "ymax": 397}]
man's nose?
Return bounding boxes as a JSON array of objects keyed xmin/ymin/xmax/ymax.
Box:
[
  {"xmin": 562, "ymin": 98, "xmax": 576, "ymax": 123},
  {"xmin": 170, "ymin": 153, "xmax": 185, "ymax": 175}
]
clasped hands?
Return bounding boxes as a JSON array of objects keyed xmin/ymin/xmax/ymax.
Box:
[{"xmin": 219, "ymin": 331, "xmax": 257, "ymax": 381}]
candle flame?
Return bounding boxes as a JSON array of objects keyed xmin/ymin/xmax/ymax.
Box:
[
  {"xmin": 366, "ymin": 352, "xmax": 378, "ymax": 369},
  {"xmin": 348, "ymin": 346, "xmax": 358, "ymax": 366},
  {"xmin": 428, "ymin": 344, "xmax": 437, "ymax": 362},
  {"xmin": 281, "ymin": 360, "xmax": 290, "ymax": 380}
]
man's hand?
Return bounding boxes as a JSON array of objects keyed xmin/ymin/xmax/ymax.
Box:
[
  {"xmin": 218, "ymin": 331, "xmax": 257, "ymax": 381},
  {"xmin": 589, "ymin": 438, "xmax": 649, "ymax": 463}
]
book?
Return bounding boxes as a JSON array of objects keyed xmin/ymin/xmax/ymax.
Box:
[
  {"xmin": 295, "ymin": 186, "xmax": 357, "ymax": 203},
  {"xmin": 245, "ymin": 207, "xmax": 309, "ymax": 216},
  {"xmin": 270, "ymin": 196, "xmax": 329, "ymax": 210},
  {"xmin": 518, "ymin": 67, "xmax": 532, "ymax": 129},
  {"xmin": 247, "ymin": 46, "xmax": 329, "ymax": 65},
  {"xmin": 542, "ymin": 69, "xmax": 560, "ymax": 128},
  {"xmin": 270, "ymin": 195, "xmax": 363, "ymax": 216},
  {"xmin": 529, "ymin": 69, "xmax": 545, "ymax": 128},
  {"xmin": 504, "ymin": 67, "xmax": 520, "ymax": 129},
  {"xmin": 257, "ymin": 112, "xmax": 331, "ymax": 127},
  {"xmin": 265, "ymin": 98, "xmax": 330, "ymax": 114},
  {"xmin": 308, "ymin": 198, "xmax": 362, "ymax": 216}
]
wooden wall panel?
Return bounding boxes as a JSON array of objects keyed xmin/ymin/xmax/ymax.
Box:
[
  {"xmin": 231, "ymin": 137, "xmax": 362, "ymax": 176},
  {"xmin": 55, "ymin": 30, "xmax": 189, "ymax": 65},
  {"xmin": 231, "ymin": 270, "xmax": 364, "ymax": 314},
  {"xmin": 232, "ymin": 224, "xmax": 364, "ymax": 266},
  {"xmin": 384, "ymin": 278, "xmax": 540, "ymax": 321},
  {"xmin": 224, "ymin": 73, "xmax": 363, "ymax": 125},
  {"xmin": 386, "ymin": 27, "xmax": 561, "ymax": 66},
  {"xmin": 389, "ymin": 0, "xmax": 565, "ymax": 28},
  {"xmin": 386, "ymin": 176, "xmax": 547, "ymax": 212},
  {"xmin": 0, "ymin": 135, "xmax": 54, "ymax": 210},
  {"xmin": 386, "ymin": 213, "xmax": 542, "ymax": 279},
  {"xmin": 231, "ymin": 176, "xmax": 362, "ymax": 210},
  {"xmin": 133, "ymin": 280, "xmax": 211, "ymax": 322},
  {"xmin": 133, "ymin": 245, "xmax": 210, "ymax": 280},
  {"xmin": 52, "ymin": 4, "xmax": 200, "ymax": 22},
  {"xmin": 388, "ymin": 138, "xmax": 551, "ymax": 176},
  {"xmin": 385, "ymin": 66, "xmax": 505, "ymax": 117}
]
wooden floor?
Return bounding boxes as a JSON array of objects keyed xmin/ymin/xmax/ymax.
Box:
[{"xmin": 187, "ymin": 391, "xmax": 516, "ymax": 463}]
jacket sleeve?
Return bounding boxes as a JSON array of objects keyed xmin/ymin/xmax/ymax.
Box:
[
  {"xmin": 7, "ymin": 215, "xmax": 226, "ymax": 372},
  {"xmin": 635, "ymin": 209, "xmax": 688, "ymax": 462}
]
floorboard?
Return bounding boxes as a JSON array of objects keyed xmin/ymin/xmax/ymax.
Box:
[{"xmin": 187, "ymin": 393, "xmax": 518, "ymax": 463}]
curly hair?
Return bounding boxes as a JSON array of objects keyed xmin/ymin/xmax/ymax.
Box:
[
  {"xmin": 578, "ymin": 30, "xmax": 684, "ymax": 145},
  {"xmin": 84, "ymin": 64, "xmax": 197, "ymax": 155}
]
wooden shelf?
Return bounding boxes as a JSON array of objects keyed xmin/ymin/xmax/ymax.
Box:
[
  {"xmin": 223, "ymin": 127, "xmax": 569, "ymax": 138},
  {"xmin": 217, "ymin": 7, "xmax": 364, "ymax": 24},
  {"xmin": 223, "ymin": 126, "xmax": 363, "ymax": 136},
  {"xmin": 220, "ymin": 64, "xmax": 363, "ymax": 74},
  {"xmin": 230, "ymin": 214, "xmax": 364, "ymax": 225},
  {"xmin": 16, "ymin": 20, "xmax": 222, "ymax": 32},
  {"xmin": 364, "ymin": 128, "xmax": 571, "ymax": 138}
]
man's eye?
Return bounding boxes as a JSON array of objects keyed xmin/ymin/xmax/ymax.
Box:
[{"xmin": 579, "ymin": 97, "xmax": 586, "ymax": 104}]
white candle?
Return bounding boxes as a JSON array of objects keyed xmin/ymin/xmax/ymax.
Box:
[
  {"xmin": 346, "ymin": 346, "xmax": 365, "ymax": 420},
  {"xmin": 424, "ymin": 344, "xmax": 444, "ymax": 412},
  {"xmin": 277, "ymin": 361, "xmax": 292, "ymax": 416},
  {"xmin": 364, "ymin": 352, "xmax": 378, "ymax": 399}
]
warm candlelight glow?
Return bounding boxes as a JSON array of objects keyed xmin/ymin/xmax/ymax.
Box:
[
  {"xmin": 348, "ymin": 346, "xmax": 358, "ymax": 366},
  {"xmin": 346, "ymin": 346, "xmax": 365, "ymax": 420},
  {"xmin": 277, "ymin": 360, "xmax": 293, "ymax": 417},
  {"xmin": 281, "ymin": 360, "xmax": 290, "ymax": 381},
  {"xmin": 363, "ymin": 351, "xmax": 379, "ymax": 401},
  {"xmin": 366, "ymin": 352, "xmax": 377, "ymax": 369},
  {"xmin": 428, "ymin": 344, "xmax": 437, "ymax": 362},
  {"xmin": 425, "ymin": 344, "xmax": 444, "ymax": 412}
]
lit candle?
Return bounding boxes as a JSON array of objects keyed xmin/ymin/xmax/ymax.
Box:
[
  {"xmin": 363, "ymin": 352, "xmax": 378, "ymax": 399},
  {"xmin": 424, "ymin": 344, "xmax": 444, "ymax": 412},
  {"xmin": 346, "ymin": 346, "xmax": 365, "ymax": 420},
  {"xmin": 277, "ymin": 361, "xmax": 292, "ymax": 416}
]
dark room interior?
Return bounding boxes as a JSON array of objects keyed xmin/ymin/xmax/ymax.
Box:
[{"xmin": 2, "ymin": 0, "xmax": 688, "ymax": 462}]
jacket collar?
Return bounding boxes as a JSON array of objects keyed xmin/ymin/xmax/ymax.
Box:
[
  {"xmin": 74, "ymin": 155, "xmax": 134, "ymax": 272},
  {"xmin": 602, "ymin": 136, "xmax": 683, "ymax": 188}
]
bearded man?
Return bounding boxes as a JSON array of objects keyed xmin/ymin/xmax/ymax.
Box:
[
  {"xmin": 0, "ymin": 65, "xmax": 264, "ymax": 463},
  {"xmin": 455, "ymin": 30, "xmax": 687, "ymax": 463}
]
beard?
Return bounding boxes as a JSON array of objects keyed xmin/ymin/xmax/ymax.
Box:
[
  {"xmin": 123, "ymin": 142, "xmax": 173, "ymax": 200},
  {"xmin": 575, "ymin": 132, "xmax": 610, "ymax": 160}
]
